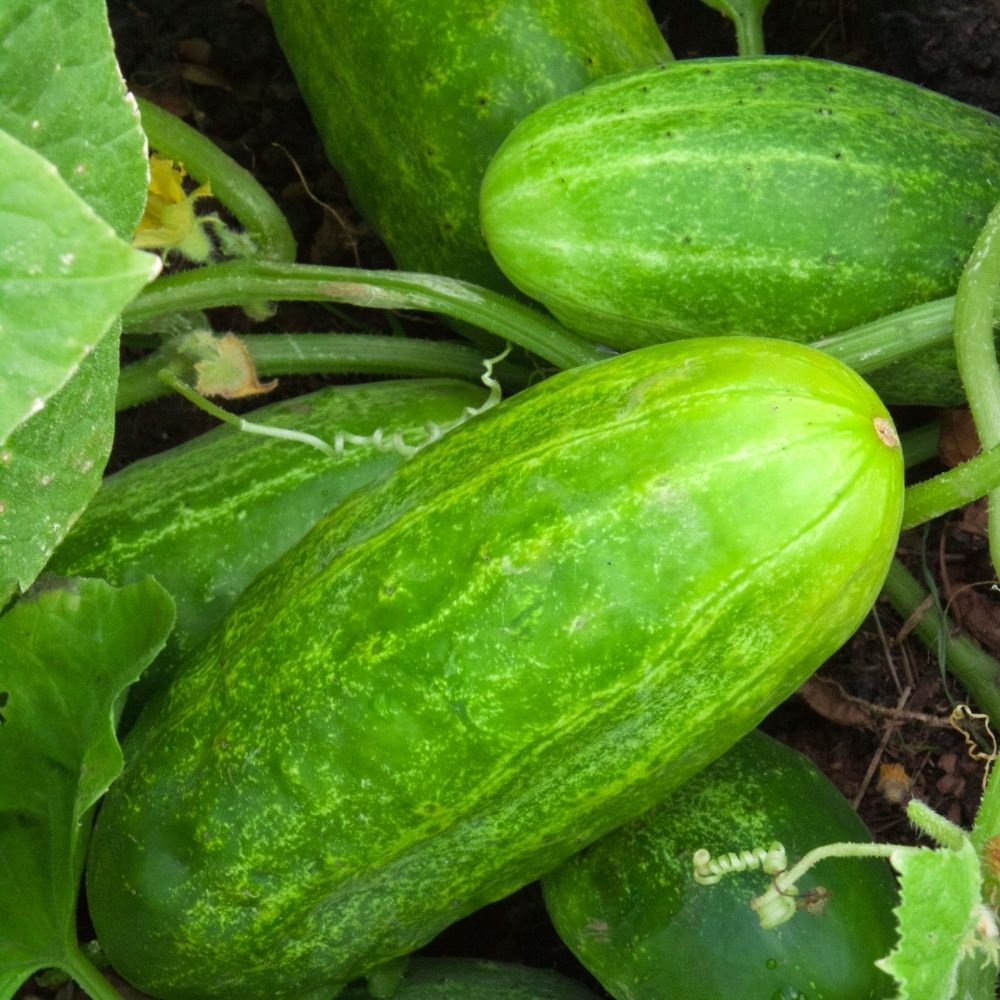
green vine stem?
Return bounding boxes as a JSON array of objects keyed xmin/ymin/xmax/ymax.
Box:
[
  {"xmin": 903, "ymin": 437, "xmax": 1000, "ymax": 530},
  {"xmin": 954, "ymin": 196, "xmax": 1000, "ymax": 579},
  {"xmin": 159, "ymin": 371, "xmax": 338, "ymax": 458},
  {"xmin": 880, "ymin": 559, "xmax": 1000, "ymax": 728},
  {"xmin": 812, "ymin": 295, "xmax": 957, "ymax": 373},
  {"xmin": 125, "ymin": 259, "xmax": 974, "ymax": 378},
  {"xmin": 61, "ymin": 942, "xmax": 128, "ymax": 1000},
  {"xmin": 899, "ymin": 420, "xmax": 941, "ymax": 469},
  {"xmin": 116, "ymin": 333, "xmax": 500, "ymax": 410},
  {"xmin": 137, "ymin": 99, "xmax": 297, "ymax": 263},
  {"xmin": 698, "ymin": 1, "xmax": 769, "ymax": 56},
  {"xmin": 122, "ymin": 260, "xmax": 606, "ymax": 371},
  {"xmin": 751, "ymin": 841, "xmax": 906, "ymax": 929}
]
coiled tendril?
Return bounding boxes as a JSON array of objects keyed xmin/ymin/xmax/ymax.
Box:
[{"xmin": 691, "ymin": 842, "xmax": 787, "ymax": 886}]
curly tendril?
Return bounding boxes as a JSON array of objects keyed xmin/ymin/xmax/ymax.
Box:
[{"xmin": 691, "ymin": 842, "xmax": 787, "ymax": 886}]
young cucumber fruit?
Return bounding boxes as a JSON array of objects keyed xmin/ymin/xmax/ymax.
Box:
[
  {"xmin": 47, "ymin": 378, "xmax": 485, "ymax": 714},
  {"xmin": 480, "ymin": 56, "xmax": 1000, "ymax": 404},
  {"xmin": 86, "ymin": 337, "xmax": 904, "ymax": 1000},
  {"xmin": 266, "ymin": 0, "xmax": 669, "ymax": 295},
  {"xmin": 543, "ymin": 729, "xmax": 899, "ymax": 1000},
  {"xmin": 340, "ymin": 958, "xmax": 599, "ymax": 1000}
]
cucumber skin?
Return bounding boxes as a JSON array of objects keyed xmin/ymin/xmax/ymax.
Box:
[
  {"xmin": 480, "ymin": 56, "xmax": 1000, "ymax": 404},
  {"xmin": 341, "ymin": 959, "xmax": 599, "ymax": 1000},
  {"xmin": 47, "ymin": 378, "xmax": 484, "ymax": 710},
  {"xmin": 543, "ymin": 729, "xmax": 899, "ymax": 1000},
  {"xmin": 266, "ymin": 0, "xmax": 669, "ymax": 294},
  {"xmin": 86, "ymin": 337, "xmax": 903, "ymax": 1000}
]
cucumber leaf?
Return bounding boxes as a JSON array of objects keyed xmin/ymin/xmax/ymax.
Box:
[
  {"xmin": 0, "ymin": 0, "xmax": 148, "ymax": 239},
  {"xmin": 0, "ymin": 0, "xmax": 157, "ymax": 606},
  {"xmin": 875, "ymin": 841, "xmax": 984, "ymax": 1000},
  {"xmin": 0, "ymin": 577, "xmax": 174, "ymax": 999},
  {"xmin": 0, "ymin": 334, "xmax": 121, "ymax": 606},
  {"xmin": 0, "ymin": 129, "xmax": 156, "ymax": 463},
  {"xmin": 0, "ymin": 131, "xmax": 157, "ymax": 606}
]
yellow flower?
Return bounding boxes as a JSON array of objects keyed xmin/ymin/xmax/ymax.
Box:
[{"xmin": 133, "ymin": 154, "xmax": 217, "ymax": 263}]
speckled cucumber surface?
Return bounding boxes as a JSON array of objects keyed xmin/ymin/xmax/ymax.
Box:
[
  {"xmin": 86, "ymin": 337, "xmax": 903, "ymax": 1000},
  {"xmin": 543, "ymin": 729, "xmax": 899, "ymax": 1000},
  {"xmin": 480, "ymin": 55, "xmax": 1000, "ymax": 403},
  {"xmin": 48, "ymin": 378, "xmax": 485, "ymax": 715},
  {"xmin": 266, "ymin": 0, "xmax": 670, "ymax": 294}
]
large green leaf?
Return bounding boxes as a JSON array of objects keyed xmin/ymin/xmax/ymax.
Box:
[
  {"xmin": 0, "ymin": 577, "xmax": 174, "ymax": 999},
  {"xmin": 0, "ymin": 129, "xmax": 156, "ymax": 449},
  {"xmin": 876, "ymin": 841, "xmax": 984, "ymax": 1000},
  {"xmin": 0, "ymin": 0, "xmax": 157, "ymax": 604},
  {"xmin": 0, "ymin": 0, "xmax": 148, "ymax": 238},
  {"xmin": 0, "ymin": 333, "xmax": 119, "ymax": 606}
]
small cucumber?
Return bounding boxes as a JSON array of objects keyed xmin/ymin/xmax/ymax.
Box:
[
  {"xmin": 266, "ymin": 0, "xmax": 669, "ymax": 294},
  {"xmin": 47, "ymin": 378, "xmax": 485, "ymax": 711},
  {"xmin": 543, "ymin": 729, "xmax": 899, "ymax": 1000},
  {"xmin": 481, "ymin": 56, "xmax": 1000, "ymax": 404},
  {"xmin": 86, "ymin": 337, "xmax": 903, "ymax": 1000},
  {"xmin": 341, "ymin": 958, "xmax": 599, "ymax": 1000}
]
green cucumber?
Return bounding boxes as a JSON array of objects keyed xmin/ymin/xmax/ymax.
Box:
[
  {"xmin": 480, "ymin": 55, "xmax": 1000, "ymax": 404},
  {"xmin": 266, "ymin": 0, "xmax": 669, "ymax": 295},
  {"xmin": 341, "ymin": 958, "xmax": 599, "ymax": 1000},
  {"xmin": 86, "ymin": 337, "xmax": 903, "ymax": 1000},
  {"xmin": 47, "ymin": 378, "xmax": 485, "ymax": 711},
  {"xmin": 542, "ymin": 729, "xmax": 899, "ymax": 1000}
]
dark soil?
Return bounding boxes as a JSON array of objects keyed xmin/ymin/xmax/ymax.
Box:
[{"xmin": 22, "ymin": 2, "xmax": 1000, "ymax": 997}]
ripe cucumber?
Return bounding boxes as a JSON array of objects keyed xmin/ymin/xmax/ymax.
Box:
[
  {"xmin": 480, "ymin": 55, "xmax": 1000, "ymax": 404},
  {"xmin": 542, "ymin": 729, "xmax": 899, "ymax": 1000},
  {"xmin": 340, "ymin": 959, "xmax": 599, "ymax": 1000},
  {"xmin": 86, "ymin": 337, "xmax": 903, "ymax": 1000},
  {"xmin": 266, "ymin": 0, "xmax": 669, "ymax": 294},
  {"xmin": 48, "ymin": 378, "xmax": 485, "ymax": 711}
]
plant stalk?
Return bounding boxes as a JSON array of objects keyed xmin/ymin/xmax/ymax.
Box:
[
  {"xmin": 880, "ymin": 559, "xmax": 1000, "ymax": 728},
  {"xmin": 62, "ymin": 943, "xmax": 128, "ymax": 1000},
  {"xmin": 137, "ymin": 99, "xmax": 297, "ymax": 263},
  {"xmin": 954, "ymin": 197, "xmax": 1000, "ymax": 578},
  {"xmin": 116, "ymin": 333, "xmax": 498, "ymax": 410},
  {"xmin": 123, "ymin": 260, "xmax": 606, "ymax": 371}
]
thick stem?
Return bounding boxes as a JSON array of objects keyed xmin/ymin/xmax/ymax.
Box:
[
  {"xmin": 902, "ymin": 438, "xmax": 1000, "ymax": 530},
  {"xmin": 880, "ymin": 559, "xmax": 1000, "ymax": 728},
  {"xmin": 123, "ymin": 260, "xmax": 606, "ymax": 371},
  {"xmin": 138, "ymin": 99, "xmax": 297, "ymax": 263},
  {"xmin": 954, "ymin": 197, "xmax": 1000, "ymax": 579},
  {"xmin": 812, "ymin": 296, "xmax": 956, "ymax": 373},
  {"xmin": 899, "ymin": 420, "xmax": 941, "ymax": 469},
  {"xmin": 116, "ymin": 333, "xmax": 497, "ymax": 410},
  {"xmin": 61, "ymin": 943, "xmax": 128, "ymax": 1000},
  {"xmin": 734, "ymin": 12, "xmax": 766, "ymax": 56}
]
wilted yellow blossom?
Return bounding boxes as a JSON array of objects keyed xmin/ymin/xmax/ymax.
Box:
[{"xmin": 133, "ymin": 154, "xmax": 217, "ymax": 262}]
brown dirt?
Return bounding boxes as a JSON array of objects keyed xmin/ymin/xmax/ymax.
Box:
[{"xmin": 23, "ymin": 2, "xmax": 1000, "ymax": 997}]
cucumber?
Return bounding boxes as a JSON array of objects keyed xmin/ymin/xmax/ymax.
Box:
[
  {"xmin": 542, "ymin": 729, "xmax": 899, "ymax": 1000},
  {"xmin": 86, "ymin": 337, "xmax": 903, "ymax": 1000},
  {"xmin": 266, "ymin": 0, "xmax": 669, "ymax": 295},
  {"xmin": 48, "ymin": 378, "xmax": 485, "ymax": 712},
  {"xmin": 340, "ymin": 958, "xmax": 599, "ymax": 1000},
  {"xmin": 480, "ymin": 55, "xmax": 1000, "ymax": 404}
]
